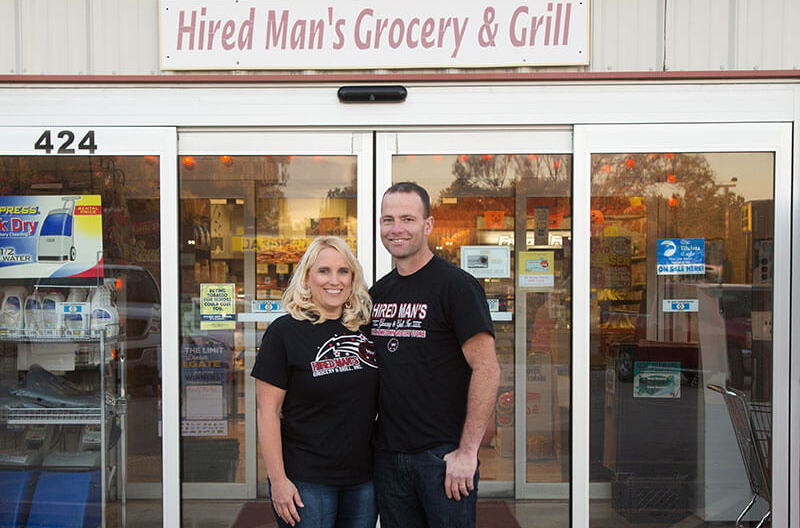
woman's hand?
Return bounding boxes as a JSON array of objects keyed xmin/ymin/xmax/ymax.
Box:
[{"xmin": 270, "ymin": 477, "xmax": 304, "ymax": 526}]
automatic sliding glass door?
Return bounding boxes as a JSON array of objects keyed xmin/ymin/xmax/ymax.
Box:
[
  {"xmin": 575, "ymin": 123, "xmax": 791, "ymax": 528},
  {"xmin": 376, "ymin": 130, "xmax": 572, "ymax": 508},
  {"xmin": 176, "ymin": 131, "xmax": 373, "ymax": 502}
]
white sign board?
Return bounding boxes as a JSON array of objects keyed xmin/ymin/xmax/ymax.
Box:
[
  {"xmin": 461, "ymin": 245, "xmax": 511, "ymax": 278},
  {"xmin": 160, "ymin": 0, "xmax": 589, "ymax": 70}
]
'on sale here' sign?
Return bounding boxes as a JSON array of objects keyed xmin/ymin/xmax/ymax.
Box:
[{"xmin": 657, "ymin": 238, "xmax": 705, "ymax": 275}]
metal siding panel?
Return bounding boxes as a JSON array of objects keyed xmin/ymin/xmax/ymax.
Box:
[
  {"xmin": 738, "ymin": 0, "xmax": 800, "ymax": 70},
  {"xmin": 20, "ymin": 0, "xmax": 89, "ymax": 74},
  {"xmin": 0, "ymin": 0, "xmax": 18, "ymax": 73},
  {"xmin": 5, "ymin": 1, "xmax": 800, "ymax": 76},
  {"xmin": 92, "ymin": 0, "xmax": 160, "ymax": 74},
  {"xmin": 590, "ymin": 0, "xmax": 663, "ymax": 72},
  {"xmin": 666, "ymin": 0, "xmax": 731, "ymax": 71}
]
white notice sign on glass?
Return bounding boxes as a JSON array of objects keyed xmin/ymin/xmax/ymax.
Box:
[{"xmin": 461, "ymin": 246, "xmax": 510, "ymax": 278}]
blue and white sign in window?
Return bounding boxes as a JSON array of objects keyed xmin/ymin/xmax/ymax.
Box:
[
  {"xmin": 662, "ymin": 299, "xmax": 699, "ymax": 313},
  {"xmin": 657, "ymin": 238, "xmax": 705, "ymax": 275}
]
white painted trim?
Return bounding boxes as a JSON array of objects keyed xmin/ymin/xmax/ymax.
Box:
[
  {"xmin": 374, "ymin": 133, "xmax": 395, "ymax": 280},
  {"xmin": 177, "ymin": 130, "xmax": 358, "ymax": 154},
  {"xmin": 0, "ymin": 83, "xmax": 794, "ymax": 128},
  {"xmin": 579, "ymin": 123, "xmax": 792, "ymax": 152},
  {"xmin": 792, "ymin": 84, "xmax": 800, "ymax": 528},
  {"xmin": 392, "ymin": 129, "xmax": 572, "ymax": 154},
  {"xmin": 771, "ymin": 122, "xmax": 793, "ymax": 528},
  {"xmin": 0, "ymin": 126, "xmax": 176, "ymax": 154},
  {"xmin": 356, "ymin": 132, "xmax": 375, "ymax": 284},
  {"xmin": 572, "ymin": 124, "xmax": 592, "ymax": 527},
  {"xmin": 158, "ymin": 128, "xmax": 181, "ymax": 528}
]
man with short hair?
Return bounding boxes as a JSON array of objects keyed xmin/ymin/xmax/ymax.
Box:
[{"xmin": 370, "ymin": 181, "xmax": 501, "ymax": 528}]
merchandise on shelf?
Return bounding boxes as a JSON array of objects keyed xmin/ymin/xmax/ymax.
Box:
[
  {"xmin": 23, "ymin": 292, "xmax": 43, "ymax": 336},
  {"xmin": 89, "ymin": 286, "xmax": 119, "ymax": 338},
  {"xmin": 0, "ymin": 287, "xmax": 27, "ymax": 336}
]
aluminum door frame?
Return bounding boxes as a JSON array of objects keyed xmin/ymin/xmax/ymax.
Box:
[
  {"xmin": 573, "ymin": 122, "xmax": 793, "ymax": 528},
  {"xmin": 175, "ymin": 129, "xmax": 374, "ymax": 500},
  {"xmin": 0, "ymin": 126, "xmax": 179, "ymax": 527},
  {"xmin": 376, "ymin": 128, "xmax": 573, "ymax": 499}
]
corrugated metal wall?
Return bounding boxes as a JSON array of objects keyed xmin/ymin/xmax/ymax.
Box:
[{"xmin": 0, "ymin": 0, "xmax": 796, "ymax": 75}]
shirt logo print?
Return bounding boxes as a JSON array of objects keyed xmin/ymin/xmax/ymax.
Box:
[
  {"xmin": 310, "ymin": 334, "xmax": 377, "ymax": 377},
  {"xmin": 371, "ymin": 302, "xmax": 428, "ymax": 338}
]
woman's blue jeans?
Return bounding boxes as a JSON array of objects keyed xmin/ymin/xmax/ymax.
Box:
[{"xmin": 270, "ymin": 479, "xmax": 377, "ymax": 528}]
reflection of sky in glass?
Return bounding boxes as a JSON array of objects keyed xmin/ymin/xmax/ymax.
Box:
[
  {"xmin": 704, "ymin": 152, "xmax": 773, "ymax": 201},
  {"xmin": 282, "ymin": 156, "xmax": 356, "ymax": 235},
  {"xmin": 284, "ymin": 157, "xmax": 355, "ymax": 198},
  {"xmin": 393, "ymin": 155, "xmax": 458, "ymax": 204}
]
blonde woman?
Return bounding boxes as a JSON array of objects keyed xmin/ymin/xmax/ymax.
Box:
[{"xmin": 251, "ymin": 236, "xmax": 377, "ymax": 528}]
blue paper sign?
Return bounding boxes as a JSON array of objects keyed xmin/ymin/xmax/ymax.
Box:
[{"xmin": 656, "ymin": 238, "xmax": 705, "ymax": 275}]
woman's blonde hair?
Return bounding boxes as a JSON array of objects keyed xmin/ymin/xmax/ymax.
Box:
[{"xmin": 282, "ymin": 236, "xmax": 372, "ymax": 331}]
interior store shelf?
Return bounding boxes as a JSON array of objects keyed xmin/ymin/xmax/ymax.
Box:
[{"xmin": 1, "ymin": 406, "xmax": 103, "ymax": 424}]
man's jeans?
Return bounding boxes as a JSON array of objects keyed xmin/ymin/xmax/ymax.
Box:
[
  {"xmin": 374, "ymin": 443, "xmax": 479, "ymax": 528},
  {"xmin": 269, "ymin": 479, "xmax": 377, "ymax": 528}
]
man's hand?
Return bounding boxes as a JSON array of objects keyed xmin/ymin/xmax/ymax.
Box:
[
  {"xmin": 270, "ymin": 477, "xmax": 304, "ymax": 526},
  {"xmin": 443, "ymin": 447, "xmax": 478, "ymax": 501}
]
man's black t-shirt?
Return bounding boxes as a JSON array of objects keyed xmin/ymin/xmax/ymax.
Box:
[
  {"xmin": 250, "ymin": 315, "xmax": 378, "ymax": 485},
  {"xmin": 369, "ymin": 255, "xmax": 494, "ymax": 453}
]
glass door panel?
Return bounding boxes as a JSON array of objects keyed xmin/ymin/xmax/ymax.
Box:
[
  {"xmin": 177, "ymin": 132, "xmax": 371, "ymax": 503},
  {"xmin": 579, "ymin": 124, "xmax": 791, "ymax": 528},
  {"xmin": 377, "ymin": 130, "xmax": 571, "ymax": 504},
  {"xmin": 0, "ymin": 127, "xmax": 173, "ymax": 528}
]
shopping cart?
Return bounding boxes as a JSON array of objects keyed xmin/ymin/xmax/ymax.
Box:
[{"xmin": 707, "ymin": 384, "xmax": 771, "ymax": 528}]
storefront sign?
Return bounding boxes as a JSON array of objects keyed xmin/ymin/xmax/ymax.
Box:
[
  {"xmin": 160, "ymin": 0, "xmax": 589, "ymax": 70},
  {"xmin": 656, "ymin": 238, "xmax": 705, "ymax": 275},
  {"xmin": 0, "ymin": 195, "xmax": 103, "ymax": 279},
  {"xmin": 461, "ymin": 245, "xmax": 510, "ymax": 278},
  {"xmin": 519, "ymin": 250, "xmax": 554, "ymax": 288},
  {"xmin": 200, "ymin": 283, "xmax": 236, "ymax": 329}
]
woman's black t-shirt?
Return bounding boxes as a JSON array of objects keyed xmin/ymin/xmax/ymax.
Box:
[{"xmin": 250, "ymin": 315, "xmax": 378, "ymax": 485}]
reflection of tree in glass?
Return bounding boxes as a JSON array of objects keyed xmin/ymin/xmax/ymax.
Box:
[
  {"xmin": 444, "ymin": 154, "xmax": 570, "ymax": 198},
  {"xmin": 591, "ymin": 153, "xmax": 747, "ymax": 283},
  {"xmin": 326, "ymin": 163, "xmax": 357, "ymax": 199},
  {"xmin": 426, "ymin": 154, "xmax": 571, "ymax": 266},
  {"xmin": 260, "ymin": 156, "xmax": 292, "ymax": 194},
  {"xmin": 256, "ymin": 156, "xmax": 292, "ymax": 232}
]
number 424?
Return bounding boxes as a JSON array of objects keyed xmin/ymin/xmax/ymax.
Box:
[{"xmin": 34, "ymin": 130, "xmax": 97, "ymax": 154}]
